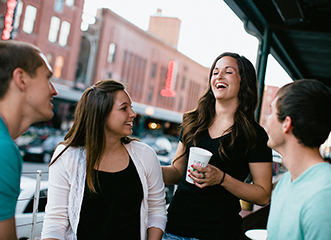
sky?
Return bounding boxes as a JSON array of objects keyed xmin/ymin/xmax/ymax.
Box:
[{"xmin": 83, "ymin": 0, "xmax": 293, "ymax": 87}]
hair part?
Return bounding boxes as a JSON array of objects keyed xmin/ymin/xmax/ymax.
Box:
[
  {"xmin": 0, "ymin": 40, "xmax": 44, "ymax": 99},
  {"xmin": 276, "ymin": 79, "xmax": 331, "ymax": 148},
  {"xmin": 50, "ymin": 79, "xmax": 136, "ymax": 192},
  {"xmin": 178, "ymin": 52, "xmax": 258, "ymax": 161}
]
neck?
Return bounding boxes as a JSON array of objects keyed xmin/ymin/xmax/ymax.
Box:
[
  {"xmin": 104, "ymin": 136, "xmax": 124, "ymax": 152},
  {"xmin": 0, "ymin": 101, "xmax": 30, "ymax": 140},
  {"xmin": 280, "ymin": 144, "xmax": 324, "ymax": 181},
  {"xmin": 214, "ymin": 98, "xmax": 237, "ymax": 119}
]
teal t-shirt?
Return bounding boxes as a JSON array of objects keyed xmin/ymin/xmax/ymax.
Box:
[
  {"xmin": 0, "ymin": 116, "xmax": 22, "ymax": 221},
  {"xmin": 267, "ymin": 162, "xmax": 331, "ymax": 240}
]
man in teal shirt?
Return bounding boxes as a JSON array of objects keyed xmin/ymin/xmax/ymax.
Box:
[
  {"xmin": 266, "ymin": 79, "xmax": 331, "ymax": 240},
  {"xmin": 0, "ymin": 40, "xmax": 57, "ymax": 240}
]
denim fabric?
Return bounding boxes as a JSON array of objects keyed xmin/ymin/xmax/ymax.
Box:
[{"xmin": 162, "ymin": 232, "xmax": 201, "ymax": 240}]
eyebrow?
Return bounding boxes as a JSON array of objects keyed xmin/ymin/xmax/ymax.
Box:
[
  {"xmin": 118, "ymin": 101, "xmax": 130, "ymax": 107},
  {"xmin": 213, "ymin": 66, "xmax": 236, "ymax": 71}
]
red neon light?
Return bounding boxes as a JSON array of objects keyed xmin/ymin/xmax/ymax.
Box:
[
  {"xmin": 2, "ymin": 0, "xmax": 18, "ymax": 40},
  {"xmin": 161, "ymin": 60, "xmax": 176, "ymax": 97}
]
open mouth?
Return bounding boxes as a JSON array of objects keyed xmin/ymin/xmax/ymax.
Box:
[{"xmin": 216, "ymin": 83, "xmax": 227, "ymax": 89}]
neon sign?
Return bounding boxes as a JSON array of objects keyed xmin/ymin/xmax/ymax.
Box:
[
  {"xmin": 2, "ymin": 0, "xmax": 18, "ymax": 40},
  {"xmin": 161, "ymin": 60, "xmax": 177, "ymax": 97}
]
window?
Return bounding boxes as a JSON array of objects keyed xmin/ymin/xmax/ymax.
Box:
[
  {"xmin": 147, "ymin": 86, "xmax": 153, "ymax": 102},
  {"xmin": 13, "ymin": 1, "xmax": 23, "ymax": 30},
  {"xmin": 53, "ymin": 55, "xmax": 64, "ymax": 78},
  {"xmin": 22, "ymin": 5, "xmax": 37, "ymax": 34},
  {"xmin": 181, "ymin": 76, "xmax": 186, "ymax": 90},
  {"xmin": 48, "ymin": 16, "xmax": 60, "ymax": 43},
  {"xmin": 65, "ymin": 0, "xmax": 74, "ymax": 6},
  {"xmin": 58, "ymin": 21, "xmax": 70, "ymax": 46},
  {"xmin": 178, "ymin": 97, "xmax": 183, "ymax": 111},
  {"xmin": 54, "ymin": 0, "xmax": 64, "ymax": 13},
  {"xmin": 151, "ymin": 63, "xmax": 157, "ymax": 78},
  {"xmin": 107, "ymin": 43, "xmax": 116, "ymax": 63},
  {"xmin": 23, "ymin": 189, "xmax": 48, "ymax": 213},
  {"xmin": 46, "ymin": 53, "xmax": 54, "ymax": 66}
]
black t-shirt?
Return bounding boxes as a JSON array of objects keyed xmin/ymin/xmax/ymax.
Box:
[
  {"xmin": 77, "ymin": 157, "xmax": 143, "ymax": 240},
  {"xmin": 166, "ymin": 122, "xmax": 272, "ymax": 240}
]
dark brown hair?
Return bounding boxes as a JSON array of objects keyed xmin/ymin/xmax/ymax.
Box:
[
  {"xmin": 276, "ymin": 79, "xmax": 331, "ymax": 148},
  {"xmin": 50, "ymin": 79, "xmax": 135, "ymax": 192},
  {"xmin": 0, "ymin": 40, "xmax": 44, "ymax": 99},
  {"xmin": 179, "ymin": 52, "xmax": 258, "ymax": 160}
]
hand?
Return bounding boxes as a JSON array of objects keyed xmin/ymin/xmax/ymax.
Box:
[{"xmin": 188, "ymin": 164, "xmax": 224, "ymax": 188}]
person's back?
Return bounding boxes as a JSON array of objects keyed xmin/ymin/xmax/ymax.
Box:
[
  {"xmin": 0, "ymin": 40, "xmax": 57, "ymax": 240},
  {"xmin": 266, "ymin": 79, "xmax": 331, "ymax": 240}
]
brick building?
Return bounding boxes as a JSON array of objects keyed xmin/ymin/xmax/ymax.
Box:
[
  {"xmin": 1, "ymin": 1, "xmax": 210, "ymax": 136},
  {"xmin": 259, "ymin": 85, "xmax": 279, "ymax": 129},
  {"xmin": 75, "ymin": 8, "xmax": 210, "ymax": 136},
  {"xmin": 1, "ymin": 0, "xmax": 84, "ymax": 86}
]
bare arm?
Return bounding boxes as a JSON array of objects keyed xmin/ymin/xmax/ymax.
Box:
[
  {"xmin": 0, "ymin": 217, "xmax": 17, "ymax": 240},
  {"xmin": 190, "ymin": 162, "xmax": 273, "ymax": 205},
  {"xmin": 161, "ymin": 142, "xmax": 187, "ymax": 184},
  {"xmin": 147, "ymin": 227, "xmax": 164, "ymax": 240}
]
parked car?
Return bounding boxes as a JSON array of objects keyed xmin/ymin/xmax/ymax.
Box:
[
  {"xmin": 19, "ymin": 134, "xmax": 66, "ymax": 163},
  {"xmin": 141, "ymin": 135, "xmax": 179, "ymax": 204},
  {"xmin": 16, "ymin": 176, "xmax": 48, "ymax": 240}
]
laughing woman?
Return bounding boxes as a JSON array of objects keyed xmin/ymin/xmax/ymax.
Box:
[
  {"xmin": 162, "ymin": 52, "xmax": 273, "ymax": 240},
  {"xmin": 41, "ymin": 79, "xmax": 167, "ymax": 240}
]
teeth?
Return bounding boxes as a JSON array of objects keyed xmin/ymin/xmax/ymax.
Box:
[{"xmin": 216, "ymin": 83, "xmax": 226, "ymax": 89}]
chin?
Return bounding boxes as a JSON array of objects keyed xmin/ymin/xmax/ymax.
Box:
[{"xmin": 267, "ymin": 140, "xmax": 273, "ymax": 149}]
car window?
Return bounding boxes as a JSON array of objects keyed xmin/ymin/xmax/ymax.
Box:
[{"xmin": 23, "ymin": 189, "xmax": 48, "ymax": 213}]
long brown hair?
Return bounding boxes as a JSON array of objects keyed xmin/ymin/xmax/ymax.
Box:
[
  {"xmin": 50, "ymin": 79, "xmax": 135, "ymax": 192},
  {"xmin": 180, "ymin": 52, "xmax": 258, "ymax": 160}
]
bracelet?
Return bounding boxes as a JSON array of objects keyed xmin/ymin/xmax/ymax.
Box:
[{"xmin": 220, "ymin": 171, "xmax": 226, "ymax": 185}]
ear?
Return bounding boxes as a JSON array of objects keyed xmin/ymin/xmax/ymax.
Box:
[
  {"xmin": 282, "ymin": 116, "xmax": 292, "ymax": 133},
  {"xmin": 12, "ymin": 68, "xmax": 27, "ymax": 91}
]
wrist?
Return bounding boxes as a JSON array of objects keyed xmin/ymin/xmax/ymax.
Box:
[{"xmin": 220, "ymin": 171, "xmax": 226, "ymax": 185}]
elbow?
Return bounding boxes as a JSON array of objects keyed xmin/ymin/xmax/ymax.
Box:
[{"xmin": 256, "ymin": 193, "xmax": 271, "ymax": 206}]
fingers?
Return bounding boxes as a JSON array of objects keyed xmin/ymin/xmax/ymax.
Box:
[
  {"xmin": 188, "ymin": 164, "xmax": 224, "ymax": 187},
  {"xmin": 187, "ymin": 171, "xmax": 207, "ymax": 188}
]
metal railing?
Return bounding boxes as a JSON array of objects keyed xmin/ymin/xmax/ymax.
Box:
[{"xmin": 17, "ymin": 170, "xmax": 48, "ymax": 240}]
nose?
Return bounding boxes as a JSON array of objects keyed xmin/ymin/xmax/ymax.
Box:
[
  {"xmin": 129, "ymin": 108, "xmax": 137, "ymax": 118},
  {"xmin": 216, "ymin": 71, "xmax": 224, "ymax": 78},
  {"xmin": 50, "ymin": 82, "xmax": 58, "ymax": 96}
]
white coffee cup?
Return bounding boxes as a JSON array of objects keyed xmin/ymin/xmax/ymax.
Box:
[{"xmin": 186, "ymin": 147, "xmax": 213, "ymax": 184}]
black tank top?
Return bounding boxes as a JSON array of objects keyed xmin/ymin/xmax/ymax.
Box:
[{"xmin": 77, "ymin": 157, "xmax": 143, "ymax": 240}]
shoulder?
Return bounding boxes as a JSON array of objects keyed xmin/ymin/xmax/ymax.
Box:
[
  {"xmin": 51, "ymin": 144, "xmax": 84, "ymax": 165},
  {"xmin": 128, "ymin": 140, "xmax": 156, "ymax": 154}
]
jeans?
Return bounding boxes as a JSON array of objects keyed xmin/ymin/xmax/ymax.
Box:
[{"xmin": 162, "ymin": 232, "xmax": 201, "ymax": 240}]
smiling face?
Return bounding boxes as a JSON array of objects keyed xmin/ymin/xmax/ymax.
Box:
[
  {"xmin": 24, "ymin": 62, "xmax": 58, "ymax": 123},
  {"xmin": 104, "ymin": 90, "xmax": 137, "ymax": 139},
  {"xmin": 210, "ymin": 56, "xmax": 241, "ymax": 104}
]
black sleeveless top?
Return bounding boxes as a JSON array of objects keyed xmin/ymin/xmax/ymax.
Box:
[{"xmin": 77, "ymin": 157, "xmax": 143, "ymax": 240}]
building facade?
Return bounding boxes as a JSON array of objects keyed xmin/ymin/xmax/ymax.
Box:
[
  {"xmin": 75, "ymin": 8, "xmax": 210, "ymax": 137},
  {"xmin": 1, "ymin": 0, "xmax": 84, "ymax": 86}
]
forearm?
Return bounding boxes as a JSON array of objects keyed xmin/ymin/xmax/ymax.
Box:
[
  {"xmin": 222, "ymin": 173, "xmax": 271, "ymax": 205},
  {"xmin": 161, "ymin": 165, "xmax": 182, "ymax": 184},
  {"xmin": 147, "ymin": 227, "xmax": 164, "ymax": 240},
  {"xmin": 0, "ymin": 217, "xmax": 17, "ymax": 240}
]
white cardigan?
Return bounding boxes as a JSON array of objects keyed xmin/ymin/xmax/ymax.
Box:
[{"xmin": 41, "ymin": 141, "xmax": 167, "ymax": 240}]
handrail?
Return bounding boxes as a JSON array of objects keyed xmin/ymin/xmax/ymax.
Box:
[{"xmin": 16, "ymin": 170, "xmax": 49, "ymax": 240}]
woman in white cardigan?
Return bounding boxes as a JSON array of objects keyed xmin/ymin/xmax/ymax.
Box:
[{"xmin": 41, "ymin": 80, "xmax": 167, "ymax": 240}]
